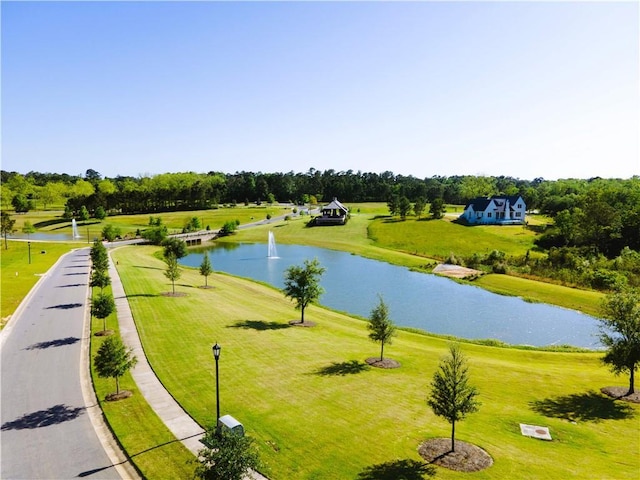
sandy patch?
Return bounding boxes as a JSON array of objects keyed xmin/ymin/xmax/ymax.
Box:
[{"xmin": 432, "ymin": 264, "xmax": 483, "ymax": 279}]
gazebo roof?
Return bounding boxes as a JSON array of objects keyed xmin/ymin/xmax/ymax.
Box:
[{"xmin": 322, "ymin": 198, "xmax": 348, "ymax": 213}]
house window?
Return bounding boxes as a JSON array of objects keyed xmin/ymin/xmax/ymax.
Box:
[
  {"xmin": 477, "ymin": 212, "xmax": 482, "ymax": 218},
  {"xmin": 515, "ymin": 212, "xmax": 521, "ymax": 217},
  {"xmin": 517, "ymin": 204, "xmax": 522, "ymax": 209},
  {"xmin": 487, "ymin": 213, "xmax": 492, "ymax": 218}
]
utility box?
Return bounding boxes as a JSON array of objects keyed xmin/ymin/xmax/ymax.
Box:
[{"xmin": 217, "ymin": 415, "xmax": 244, "ymax": 437}]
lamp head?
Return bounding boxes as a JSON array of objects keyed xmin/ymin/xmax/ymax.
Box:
[{"xmin": 212, "ymin": 343, "xmax": 221, "ymax": 359}]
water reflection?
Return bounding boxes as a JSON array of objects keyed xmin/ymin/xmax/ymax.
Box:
[{"xmin": 182, "ymin": 243, "xmax": 601, "ymax": 349}]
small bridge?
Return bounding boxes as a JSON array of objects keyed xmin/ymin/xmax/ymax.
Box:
[{"xmin": 169, "ymin": 230, "xmax": 220, "ymax": 246}]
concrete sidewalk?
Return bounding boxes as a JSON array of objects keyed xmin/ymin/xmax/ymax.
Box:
[
  {"xmin": 108, "ymin": 255, "xmax": 206, "ymax": 454},
  {"xmin": 108, "ymin": 252, "xmax": 268, "ymax": 479}
]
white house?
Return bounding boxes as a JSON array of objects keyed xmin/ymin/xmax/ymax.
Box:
[{"xmin": 460, "ymin": 195, "xmax": 526, "ymax": 225}]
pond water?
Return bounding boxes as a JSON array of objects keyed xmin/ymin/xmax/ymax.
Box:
[
  {"xmin": 9, "ymin": 232, "xmax": 82, "ymax": 242},
  {"xmin": 181, "ymin": 242, "xmax": 601, "ymax": 349}
]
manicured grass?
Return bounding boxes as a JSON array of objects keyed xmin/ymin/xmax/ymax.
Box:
[
  {"xmin": 12, "ymin": 205, "xmax": 297, "ymax": 241},
  {"xmin": 0, "ymin": 240, "xmax": 77, "ymax": 327},
  {"xmin": 89, "ymin": 285, "xmax": 196, "ymax": 478},
  {"xmin": 475, "ymin": 274, "xmax": 604, "ymax": 318},
  {"xmin": 112, "ymin": 245, "xmax": 639, "ymax": 480},
  {"xmin": 368, "ymin": 216, "xmax": 538, "ymax": 260}
]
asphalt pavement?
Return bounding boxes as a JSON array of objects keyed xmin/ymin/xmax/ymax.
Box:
[{"xmin": 0, "ymin": 248, "xmax": 135, "ymax": 479}]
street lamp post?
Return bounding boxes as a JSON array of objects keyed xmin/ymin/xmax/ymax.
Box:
[
  {"xmin": 28, "ymin": 241, "xmax": 31, "ymax": 264},
  {"xmin": 212, "ymin": 343, "xmax": 221, "ymax": 436}
]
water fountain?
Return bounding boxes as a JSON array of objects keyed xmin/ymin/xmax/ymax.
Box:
[
  {"xmin": 267, "ymin": 231, "xmax": 278, "ymax": 258},
  {"xmin": 71, "ymin": 219, "xmax": 81, "ymax": 239}
]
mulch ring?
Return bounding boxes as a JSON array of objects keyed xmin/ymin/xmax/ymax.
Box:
[
  {"xmin": 94, "ymin": 330, "xmax": 114, "ymax": 337},
  {"xmin": 288, "ymin": 320, "xmax": 316, "ymax": 327},
  {"xmin": 418, "ymin": 438, "xmax": 493, "ymax": 472},
  {"xmin": 365, "ymin": 357, "xmax": 401, "ymax": 369},
  {"xmin": 161, "ymin": 292, "xmax": 188, "ymax": 297},
  {"xmin": 105, "ymin": 390, "xmax": 133, "ymax": 402},
  {"xmin": 601, "ymin": 386, "xmax": 640, "ymax": 404}
]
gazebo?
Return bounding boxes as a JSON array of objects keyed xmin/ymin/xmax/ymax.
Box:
[{"xmin": 315, "ymin": 197, "xmax": 349, "ymax": 225}]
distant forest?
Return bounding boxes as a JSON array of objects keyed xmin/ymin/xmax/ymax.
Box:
[{"xmin": 2, "ymin": 168, "xmax": 639, "ymax": 262}]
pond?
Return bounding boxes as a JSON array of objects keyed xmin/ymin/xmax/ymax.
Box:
[
  {"xmin": 9, "ymin": 232, "xmax": 84, "ymax": 242},
  {"xmin": 181, "ymin": 242, "xmax": 602, "ymax": 349}
]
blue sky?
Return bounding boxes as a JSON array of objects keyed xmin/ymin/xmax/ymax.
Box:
[{"xmin": 2, "ymin": 1, "xmax": 638, "ymax": 180}]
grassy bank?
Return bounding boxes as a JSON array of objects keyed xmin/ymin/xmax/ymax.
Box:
[{"xmin": 112, "ymin": 245, "xmax": 638, "ymax": 479}]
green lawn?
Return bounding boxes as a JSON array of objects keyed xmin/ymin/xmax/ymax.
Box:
[
  {"xmin": 7, "ymin": 205, "xmax": 296, "ymax": 242},
  {"xmin": 89, "ymin": 285, "xmax": 196, "ymax": 479},
  {"xmin": 0, "ymin": 240, "xmax": 77, "ymax": 327},
  {"xmin": 368, "ymin": 216, "xmax": 538, "ymax": 260},
  {"xmin": 112, "ymin": 245, "xmax": 639, "ymax": 480}
]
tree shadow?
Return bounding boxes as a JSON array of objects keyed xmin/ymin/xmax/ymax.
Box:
[
  {"xmin": 56, "ymin": 283, "xmax": 87, "ymax": 288},
  {"xmin": 1, "ymin": 404, "xmax": 85, "ymax": 430},
  {"xmin": 530, "ymin": 390, "xmax": 636, "ymax": 422},
  {"xmin": 64, "ymin": 272, "xmax": 86, "ymax": 276},
  {"xmin": 45, "ymin": 302, "xmax": 83, "ymax": 310},
  {"xmin": 357, "ymin": 459, "xmax": 435, "ymax": 479},
  {"xmin": 314, "ymin": 360, "xmax": 370, "ymax": 376},
  {"xmin": 65, "ymin": 265, "xmax": 90, "ymax": 269},
  {"xmin": 33, "ymin": 218, "xmax": 68, "ymax": 228},
  {"xmin": 24, "ymin": 336, "xmax": 80, "ymax": 350},
  {"xmin": 125, "ymin": 293, "xmax": 159, "ymax": 298},
  {"xmin": 228, "ymin": 320, "xmax": 291, "ymax": 331}
]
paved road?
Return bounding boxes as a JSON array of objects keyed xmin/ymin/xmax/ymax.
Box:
[{"xmin": 1, "ymin": 248, "xmax": 129, "ymax": 479}]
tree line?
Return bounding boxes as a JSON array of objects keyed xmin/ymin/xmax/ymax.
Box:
[
  {"xmin": 2, "ymin": 168, "xmax": 636, "ymax": 215},
  {"xmin": 2, "ymin": 168, "xmax": 639, "ymax": 261}
]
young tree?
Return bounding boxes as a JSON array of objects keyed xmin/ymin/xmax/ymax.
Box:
[
  {"xmin": 95, "ymin": 205, "xmax": 107, "ymax": 220},
  {"xmin": 219, "ymin": 220, "xmax": 238, "ymax": 236},
  {"xmin": 79, "ymin": 205, "xmax": 90, "ymax": 221},
  {"xmin": 599, "ymin": 288, "xmax": 640, "ymax": 395},
  {"xmin": 62, "ymin": 205, "xmax": 73, "ymax": 220},
  {"xmin": 94, "ymin": 335, "xmax": 137, "ymax": 396},
  {"xmin": 429, "ymin": 198, "xmax": 446, "ymax": 219},
  {"xmin": 414, "ymin": 198, "xmax": 426, "ymax": 219},
  {"xmin": 367, "ymin": 295, "xmax": 397, "ymax": 361},
  {"xmin": 195, "ymin": 428, "xmax": 261, "ymax": 480},
  {"xmin": 1, "ymin": 211, "xmax": 16, "ymax": 249},
  {"xmin": 199, "ymin": 252, "xmax": 213, "ymax": 287},
  {"xmin": 91, "ymin": 292, "xmax": 115, "ymax": 333},
  {"xmin": 90, "ymin": 239, "xmax": 109, "ymax": 272},
  {"xmin": 427, "ymin": 344, "xmax": 480, "ymax": 452},
  {"xmin": 101, "ymin": 224, "xmax": 121, "ymax": 242},
  {"xmin": 387, "ymin": 194, "xmax": 399, "ymax": 216},
  {"xmin": 141, "ymin": 225, "xmax": 168, "ymax": 245},
  {"xmin": 283, "ymin": 258, "xmax": 326, "ymax": 323},
  {"xmin": 398, "ymin": 196, "xmax": 412, "ymax": 220},
  {"xmin": 164, "ymin": 253, "xmax": 181, "ymax": 295},
  {"xmin": 22, "ymin": 221, "xmax": 36, "ymax": 239},
  {"xmin": 162, "ymin": 237, "xmax": 188, "ymax": 260},
  {"xmin": 90, "ymin": 268, "xmax": 111, "ymax": 293}
]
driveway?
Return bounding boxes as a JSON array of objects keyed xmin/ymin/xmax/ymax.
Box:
[{"xmin": 1, "ymin": 248, "xmax": 129, "ymax": 479}]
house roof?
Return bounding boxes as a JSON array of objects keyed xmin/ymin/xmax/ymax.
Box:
[
  {"xmin": 464, "ymin": 195, "xmax": 523, "ymax": 211},
  {"xmin": 322, "ymin": 197, "xmax": 349, "ymax": 213}
]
